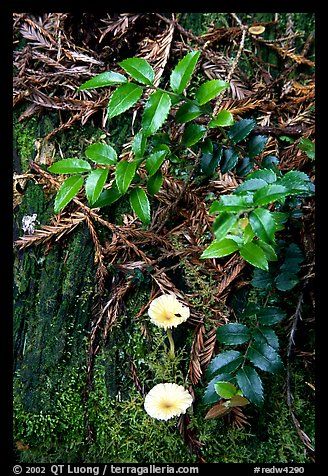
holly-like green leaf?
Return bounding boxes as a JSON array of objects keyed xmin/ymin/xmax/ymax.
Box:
[
  {"xmin": 85, "ymin": 168, "xmax": 109, "ymax": 205},
  {"xmin": 54, "ymin": 175, "xmax": 84, "ymax": 213},
  {"xmin": 85, "ymin": 143, "xmax": 117, "ymax": 165},
  {"xmin": 49, "ymin": 158, "xmax": 91, "ymax": 174},
  {"xmin": 201, "ymin": 238, "xmax": 239, "ymax": 259},
  {"xmin": 217, "ymin": 323, "xmax": 251, "ymax": 345},
  {"xmin": 247, "ymin": 135, "xmax": 268, "ymax": 158},
  {"xmin": 147, "ymin": 169, "xmax": 163, "ymax": 196},
  {"xmin": 220, "ymin": 147, "xmax": 239, "ymax": 174},
  {"xmin": 214, "ymin": 381, "xmax": 238, "ymax": 399},
  {"xmin": 257, "ymin": 240, "xmax": 278, "ymax": 261},
  {"xmin": 115, "ymin": 160, "xmax": 137, "ymax": 195},
  {"xmin": 182, "ymin": 123, "xmax": 206, "ymax": 147},
  {"xmin": 236, "ymin": 157, "xmax": 254, "ymax": 176},
  {"xmin": 279, "ymin": 170, "xmax": 313, "ymax": 195},
  {"xmin": 275, "ymin": 272, "xmax": 299, "ymax": 291},
  {"xmin": 256, "ymin": 306, "xmax": 286, "ymax": 326},
  {"xmin": 203, "ymin": 373, "xmax": 235, "ymax": 404},
  {"xmin": 208, "ymin": 109, "xmax": 234, "ymax": 128},
  {"xmin": 212, "ymin": 212, "xmax": 238, "ymax": 241},
  {"xmin": 107, "ymin": 83, "xmax": 143, "ymax": 120},
  {"xmin": 251, "ymin": 268, "xmax": 273, "ymax": 290},
  {"xmin": 129, "ymin": 186, "xmax": 151, "ymax": 225},
  {"xmin": 132, "ymin": 131, "xmax": 147, "ymax": 159},
  {"xmin": 93, "ymin": 183, "xmax": 122, "ymax": 208},
  {"xmin": 247, "ymin": 342, "xmax": 283, "ymax": 373},
  {"xmin": 195, "ymin": 79, "xmax": 229, "ymax": 106},
  {"xmin": 245, "ymin": 169, "xmax": 277, "ymax": 184},
  {"xmin": 142, "ymin": 91, "xmax": 171, "ymax": 137},
  {"xmin": 249, "ymin": 208, "xmax": 276, "ymax": 243},
  {"xmin": 228, "ymin": 118, "xmax": 257, "ymax": 144},
  {"xmin": 175, "ymin": 102, "xmax": 203, "ymax": 123},
  {"xmin": 211, "ymin": 194, "xmax": 254, "ymax": 212},
  {"xmin": 78, "ymin": 71, "xmax": 127, "ymax": 90},
  {"xmin": 200, "ymin": 144, "xmax": 223, "ymax": 176},
  {"xmin": 235, "ymin": 178, "xmax": 267, "ymax": 194},
  {"xmin": 252, "ymin": 327, "xmax": 280, "ymax": 351},
  {"xmin": 170, "ymin": 50, "xmax": 200, "ymax": 94},
  {"xmin": 145, "ymin": 150, "xmax": 167, "ymax": 176},
  {"xmin": 206, "ymin": 350, "xmax": 243, "ymax": 378},
  {"xmin": 298, "ymin": 137, "xmax": 315, "ymax": 160},
  {"xmin": 239, "ymin": 242, "xmax": 269, "ymax": 271},
  {"xmin": 118, "ymin": 57, "xmax": 155, "ymax": 85},
  {"xmin": 253, "ymin": 184, "xmax": 288, "ymax": 206},
  {"xmin": 236, "ymin": 365, "xmax": 264, "ymax": 406}
]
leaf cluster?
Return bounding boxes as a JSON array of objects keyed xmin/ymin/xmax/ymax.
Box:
[
  {"xmin": 203, "ymin": 303, "xmax": 286, "ymax": 411},
  {"xmin": 201, "ymin": 166, "xmax": 314, "ymax": 271}
]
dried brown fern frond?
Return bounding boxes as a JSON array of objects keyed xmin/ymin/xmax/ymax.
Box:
[
  {"xmin": 98, "ymin": 13, "xmax": 141, "ymax": 43},
  {"xmin": 138, "ymin": 19, "xmax": 175, "ymax": 88}
]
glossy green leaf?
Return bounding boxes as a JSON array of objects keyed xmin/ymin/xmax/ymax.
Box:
[
  {"xmin": 206, "ymin": 350, "xmax": 243, "ymax": 378},
  {"xmin": 107, "ymin": 83, "xmax": 143, "ymax": 120},
  {"xmin": 220, "ymin": 147, "xmax": 239, "ymax": 174},
  {"xmin": 132, "ymin": 130, "xmax": 147, "ymax": 158},
  {"xmin": 208, "ymin": 110, "xmax": 234, "ymax": 128},
  {"xmin": 262, "ymin": 155, "xmax": 279, "ymax": 170},
  {"xmin": 182, "ymin": 123, "xmax": 206, "ymax": 147},
  {"xmin": 236, "ymin": 157, "xmax": 254, "ymax": 176},
  {"xmin": 85, "ymin": 143, "xmax": 117, "ymax": 165},
  {"xmin": 279, "ymin": 170, "xmax": 313, "ymax": 195},
  {"xmin": 118, "ymin": 57, "xmax": 155, "ymax": 85},
  {"xmin": 298, "ymin": 137, "xmax": 315, "ymax": 160},
  {"xmin": 201, "ymin": 238, "xmax": 239, "ymax": 259},
  {"xmin": 175, "ymin": 102, "xmax": 203, "ymax": 123},
  {"xmin": 249, "ymin": 208, "xmax": 276, "ymax": 243},
  {"xmin": 251, "ymin": 268, "xmax": 273, "ymax": 290},
  {"xmin": 247, "ymin": 135, "xmax": 268, "ymax": 158},
  {"xmin": 257, "ymin": 306, "xmax": 286, "ymax": 326},
  {"xmin": 129, "ymin": 186, "xmax": 151, "ymax": 225},
  {"xmin": 247, "ymin": 342, "xmax": 283, "ymax": 373},
  {"xmin": 211, "ymin": 194, "xmax": 254, "ymax": 212},
  {"xmin": 275, "ymin": 272, "xmax": 299, "ymax": 291},
  {"xmin": 54, "ymin": 175, "xmax": 84, "ymax": 213},
  {"xmin": 253, "ymin": 184, "xmax": 288, "ymax": 206},
  {"xmin": 200, "ymin": 144, "xmax": 223, "ymax": 176},
  {"xmin": 85, "ymin": 168, "xmax": 108, "ymax": 205},
  {"xmin": 257, "ymin": 240, "xmax": 277, "ymax": 261},
  {"xmin": 115, "ymin": 160, "xmax": 137, "ymax": 195},
  {"xmin": 203, "ymin": 373, "xmax": 235, "ymax": 404},
  {"xmin": 236, "ymin": 365, "xmax": 264, "ymax": 406},
  {"xmin": 142, "ymin": 91, "xmax": 171, "ymax": 137},
  {"xmin": 239, "ymin": 242, "xmax": 269, "ymax": 271},
  {"xmin": 147, "ymin": 170, "xmax": 163, "ymax": 196},
  {"xmin": 78, "ymin": 71, "xmax": 127, "ymax": 90},
  {"xmin": 246, "ymin": 169, "xmax": 277, "ymax": 184},
  {"xmin": 228, "ymin": 118, "xmax": 256, "ymax": 144},
  {"xmin": 93, "ymin": 182, "xmax": 122, "ymax": 208},
  {"xmin": 214, "ymin": 381, "xmax": 238, "ymax": 399},
  {"xmin": 195, "ymin": 79, "xmax": 229, "ymax": 105},
  {"xmin": 235, "ymin": 178, "xmax": 267, "ymax": 194},
  {"xmin": 49, "ymin": 158, "xmax": 91, "ymax": 174},
  {"xmin": 212, "ymin": 212, "xmax": 238, "ymax": 241},
  {"xmin": 145, "ymin": 150, "xmax": 167, "ymax": 176},
  {"xmin": 170, "ymin": 50, "xmax": 200, "ymax": 94},
  {"xmin": 217, "ymin": 323, "xmax": 251, "ymax": 345},
  {"xmin": 252, "ymin": 326, "xmax": 279, "ymax": 351}
]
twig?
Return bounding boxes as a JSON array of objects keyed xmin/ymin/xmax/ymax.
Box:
[
  {"xmin": 286, "ymin": 293, "xmax": 315, "ymax": 461},
  {"xmin": 213, "ymin": 13, "xmax": 247, "ymax": 115}
]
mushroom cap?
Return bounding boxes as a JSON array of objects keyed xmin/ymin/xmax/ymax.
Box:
[{"xmin": 248, "ymin": 25, "xmax": 266, "ymax": 36}]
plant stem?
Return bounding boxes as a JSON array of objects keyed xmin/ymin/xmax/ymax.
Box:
[{"xmin": 167, "ymin": 328, "xmax": 175, "ymax": 358}]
